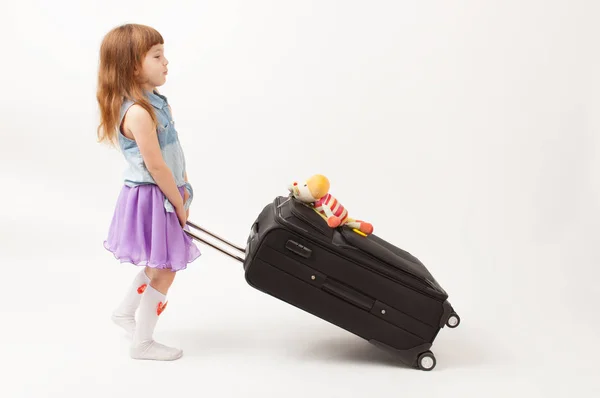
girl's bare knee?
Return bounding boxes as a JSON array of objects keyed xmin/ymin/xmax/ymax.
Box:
[
  {"xmin": 149, "ymin": 269, "xmax": 176, "ymax": 294},
  {"xmin": 153, "ymin": 268, "xmax": 175, "ymax": 281},
  {"xmin": 144, "ymin": 266, "xmax": 154, "ymax": 280}
]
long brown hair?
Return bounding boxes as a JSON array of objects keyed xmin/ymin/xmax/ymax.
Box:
[{"xmin": 96, "ymin": 24, "xmax": 164, "ymax": 145}]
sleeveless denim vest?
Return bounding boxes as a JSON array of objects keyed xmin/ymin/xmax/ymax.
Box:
[{"xmin": 118, "ymin": 90, "xmax": 193, "ymax": 213}]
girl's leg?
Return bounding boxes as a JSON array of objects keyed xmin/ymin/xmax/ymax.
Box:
[
  {"xmin": 130, "ymin": 268, "xmax": 182, "ymax": 361},
  {"xmin": 111, "ymin": 267, "xmax": 151, "ymax": 335}
]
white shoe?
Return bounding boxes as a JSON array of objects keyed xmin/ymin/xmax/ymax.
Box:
[
  {"xmin": 130, "ymin": 284, "xmax": 183, "ymax": 361},
  {"xmin": 112, "ymin": 269, "xmax": 150, "ymax": 336},
  {"xmin": 130, "ymin": 341, "xmax": 183, "ymax": 361}
]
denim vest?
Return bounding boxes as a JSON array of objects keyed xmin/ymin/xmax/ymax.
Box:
[{"xmin": 118, "ymin": 90, "xmax": 193, "ymax": 212}]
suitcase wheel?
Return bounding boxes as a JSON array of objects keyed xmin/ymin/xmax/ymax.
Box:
[
  {"xmin": 417, "ymin": 351, "xmax": 437, "ymax": 371},
  {"xmin": 446, "ymin": 313, "xmax": 460, "ymax": 328}
]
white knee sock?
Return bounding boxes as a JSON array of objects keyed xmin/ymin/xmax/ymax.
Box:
[
  {"xmin": 112, "ymin": 268, "xmax": 150, "ymax": 336},
  {"xmin": 130, "ymin": 284, "xmax": 183, "ymax": 361}
]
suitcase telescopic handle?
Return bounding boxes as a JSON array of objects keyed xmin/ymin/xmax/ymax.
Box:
[{"xmin": 184, "ymin": 220, "xmax": 246, "ymax": 263}]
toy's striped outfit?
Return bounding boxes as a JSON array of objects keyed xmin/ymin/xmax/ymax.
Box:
[{"xmin": 314, "ymin": 193, "xmax": 348, "ymax": 223}]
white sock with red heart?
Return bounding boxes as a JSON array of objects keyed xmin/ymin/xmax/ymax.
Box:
[
  {"xmin": 130, "ymin": 284, "xmax": 182, "ymax": 361},
  {"xmin": 111, "ymin": 268, "xmax": 150, "ymax": 336}
]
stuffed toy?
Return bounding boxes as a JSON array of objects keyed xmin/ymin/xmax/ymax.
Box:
[{"xmin": 287, "ymin": 174, "xmax": 373, "ymax": 236}]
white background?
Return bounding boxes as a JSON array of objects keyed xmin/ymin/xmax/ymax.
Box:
[{"xmin": 1, "ymin": 0, "xmax": 599, "ymax": 396}]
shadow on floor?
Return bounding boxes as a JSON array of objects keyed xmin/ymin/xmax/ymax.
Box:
[{"xmin": 161, "ymin": 322, "xmax": 496, "ymax": 370}]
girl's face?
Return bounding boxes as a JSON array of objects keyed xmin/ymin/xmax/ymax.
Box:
[{"xmin": 139, "ymin": 43, "xmax": 169, "ymax": 90}]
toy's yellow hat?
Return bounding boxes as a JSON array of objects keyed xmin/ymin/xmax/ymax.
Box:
[{"xmin": 307, "ymin": 174, "xmax": 330, "ymax": 199}]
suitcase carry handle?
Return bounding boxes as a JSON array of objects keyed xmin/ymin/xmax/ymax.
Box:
[{"xmin": 184, "ymin": 220, "xmax": 246, "ymax": 263}]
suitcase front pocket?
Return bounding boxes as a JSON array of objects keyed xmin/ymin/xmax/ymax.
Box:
[
  {"xmin": 262, "ymin": 245, "xmax": 376, "ymax": 311},
  {"xmin": 259, "ymin": 243, "xmax": 440, "ymax": 338}
]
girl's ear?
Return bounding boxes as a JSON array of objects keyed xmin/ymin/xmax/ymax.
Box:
[{"xmin": 134, "ymin": 62, "xmax": 142, "ymax": 76}]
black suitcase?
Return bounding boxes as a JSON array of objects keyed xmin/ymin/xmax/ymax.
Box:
[{"xmin": 185, "ymin": 195, "xmax": 460, "ymax": 371}]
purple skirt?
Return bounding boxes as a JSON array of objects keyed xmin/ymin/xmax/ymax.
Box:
[{"xmin": 103, "ymin": 184, "xmax": 201, "ymax": 271}]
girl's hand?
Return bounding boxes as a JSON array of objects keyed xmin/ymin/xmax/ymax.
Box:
[
  {"xmin": 183, "ymin": 188, "xmax": 190, "ymax": 220},
  {"xmin": 176, "ymin": 206, "xmax": 187, "ymax": 228}
]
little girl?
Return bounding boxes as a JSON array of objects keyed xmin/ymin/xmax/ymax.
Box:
[{"xmin": 96, "ymin": 23, "xmax": 201, "ymax": 361}]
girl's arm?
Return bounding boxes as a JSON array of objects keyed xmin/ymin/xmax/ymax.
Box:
[
  {"xmin": 184, "ymin": 171, "xmax": 190, "ymax": 218},
  {"xmin": 124, "ymin": 105, "xmax": 185, "ymax": 220},
  {"xmin": 170, "ymin": 104, "xmax": 191, "ymax": 218}
]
